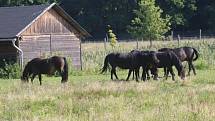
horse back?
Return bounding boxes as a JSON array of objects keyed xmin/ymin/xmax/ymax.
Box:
[
  {"xmin": 155, "ymin": 51, "xmax": 176, "ymax": 67},
  {"xmin": 107, "ymin": 52, "xmax": 138, "ymax": 69}
]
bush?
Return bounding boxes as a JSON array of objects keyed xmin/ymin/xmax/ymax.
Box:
[{"xmin": 0, "ymin": 61, "xmax": 21, "ymax": 79}]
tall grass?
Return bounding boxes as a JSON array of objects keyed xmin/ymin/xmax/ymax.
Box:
[
  {"xmin": 82, "ymin": 40, "xmax": 215, "ymax": 73},
  {"xmin": 0, "ymin": 70, "xmax": 215, "ymax": 121}
]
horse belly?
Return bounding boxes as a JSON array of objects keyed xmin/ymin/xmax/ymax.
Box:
[
  {"xmin": 156, "ymin": 57, "xmax": 170, "ymax": 68},
  {"xmin": 48, "ymin": 66, "xmax": 56, "ymax": 75}
]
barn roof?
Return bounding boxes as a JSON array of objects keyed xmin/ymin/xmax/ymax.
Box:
[{"xmin": 0, "ymin": 3, "xmax": 90, "ymax": 39}]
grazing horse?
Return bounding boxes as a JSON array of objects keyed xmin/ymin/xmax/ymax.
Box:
[
  {"xmin": 158, "ymin": 46, "xmax": 199, "ymax": 75},
  {"xmin": 101, "ymin": 51, "xmax": 159, "ymax": 81},
  {"xmin": 21, "ymin": 56, "xmax": 68, "ymax": 85},
  {"xmin": 151, "ymin": 51, "xmax": 185, "ymax": 80},
  {"xmin": 130, "ymin": 50, "xmax": 159, "ymax": 81}
]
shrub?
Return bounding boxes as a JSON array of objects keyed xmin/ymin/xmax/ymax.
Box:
[
  {"xmin": 108, "ymin": 26, "xmax": 118, "ymax": 48},
  {"xmin": 0, "ymin": 61, "xmax": 21, "ymax": 79}
]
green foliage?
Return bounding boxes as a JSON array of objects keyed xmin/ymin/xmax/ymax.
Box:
[
  {"xmin": 157, "ymin": 0, "xmax": 197, "ymax": 29},
  {"xmin": 1, "ymin": 0, "xmax": 215, "ymax": 37},
  {"xmin": 0, "ymin": 61, "xmax": 21, "ymax": 79},
  {"xmin": 128, "ymin": 0, "xmax": 170, "ymax": 41},
  {"xmin": 0, "ymin": 0, "xmax": 59, "ymax": 6},
  {"xmin": 60, "ymin": 0, "xmax": 136, "ymax": 36}
]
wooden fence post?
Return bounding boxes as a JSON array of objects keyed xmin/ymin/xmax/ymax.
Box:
[
  {"xmin": 200, "ymin": 29, "xmax": 202, "ymax": 41},
  {"xmin": 104, "ymin": 37, "xmax": 107, "ymax": 51},
  {"xmin": 136, "ymin": 38, "xmax": 139, "ymax": 49},
  {"xmin": 177, "ymin": 34, "xmax": 180, "ymax": 47},
  {"xmin": 171, "ymin": 31, "xmax": 174, "ymax": 41}
]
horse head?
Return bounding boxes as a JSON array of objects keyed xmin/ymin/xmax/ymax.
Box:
[
  {"xmin": 21, "ymin": 71, "xmax": 29, "ymax": 82},
  {"xmin": 21, "ymin": 62, "xmax": 31, "ymax": 82},
  {"xmin": 149, "ymin": 52, "xmax": 160, "ymax": 65},
  {"xmin": 178, "ymin": 66, "xmax": 186, "ymax": 80}
]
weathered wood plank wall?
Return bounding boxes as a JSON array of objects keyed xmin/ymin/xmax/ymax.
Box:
[{"xmin": 19, "ymin": 8, "xmax": 82, "ymax": 69}]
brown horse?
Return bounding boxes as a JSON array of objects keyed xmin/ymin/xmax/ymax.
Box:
[
  {"xmin": 158, "ymin": 46, "xmax": 199, "ymax": 76},
  {"xmin": 21, "ymin": 56, "xmax": 68, "ymax": 85}
]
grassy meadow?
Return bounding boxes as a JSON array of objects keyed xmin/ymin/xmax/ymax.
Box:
[{"xmin": 1, "ymin": 39, "xmax": 215, "ymax": 121}]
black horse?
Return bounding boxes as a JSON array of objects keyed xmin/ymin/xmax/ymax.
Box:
[
  {"xmin": 158, "ymin": 46, "xmax": 199, "ymax": 75},
  {"xmin": 101, "ymin": 51, "xmax": 159, "ymax": 81},
  {"xmin": 21, "ymin": 56, "xmax": 68, "ymax": 85},
  {"xmin": 130, "ymin": 50, "xmax": 158, "ymax": 81},
  {"xmin": 150, "ymin": 51, "xmax": 185, "ymax": 80}
]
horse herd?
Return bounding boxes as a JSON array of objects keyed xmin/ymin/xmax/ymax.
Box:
[
  {"xmin": 20, "ymin": 46, "xmax": 199, "ymax": 85},
  {"xmin": 101, "ymin": 46, "xmax": 199, "ymax": 82}
]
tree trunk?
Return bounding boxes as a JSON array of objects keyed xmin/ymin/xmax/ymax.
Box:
[{"xmin": 149, "ymin": 38, "xmax": 152, "ymax": 48}]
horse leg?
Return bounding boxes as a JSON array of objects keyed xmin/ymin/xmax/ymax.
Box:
[
  {"xmin": 31, "ymin": 74, "xmax": 37, "ymax": 84},
  {"xmin": 147, "ymin": 69, "xmax": 150, "ymax": 80},
  {"xmin": 132, "ymin": 70, "xmax": 135, "ymax": 80},
  {"xmin": 113, "ymin": 68, "xmax": 119, "ymax": 80},
  {"xmin": 190, "ymin": 61, "xmax": 196, "ymax": 75},
  {"xmin": 152, "ymin": 68, "xmax": 158, "ymax": 80},
  {"xmin": 169, "ymin": 67, "xmax": 175, "ymax": 81},
  {"xmin": 111, "ymin": 69, "xmax": 114, "ymax": 80},
  {"xmin": 135, "ymin": 69, "xmax": 139, "ymax": 82},
  {"xmin": 58, "ymin": 69, "xmax": 67, "ymax": 83},
  {"xmin": 188, "ymin": 61, "xmax": 192, "ymax": 76},
  {"xmin": 141, "ymin": 68, "xmax": 147, "ymax": 81},
  {"xmin": 137, "ymin": 67, "xmax": 140, "ymax": 79},
  {"xmin": 165, "ymin": 68, "xmax": 170, "ymax": 80},
  {"xmin": 126, "ymin": 69, "xmax": 132, "ymax": 81},
  {"xmin": 60, "ymin": 72, "xmax": 65, "ymax": 83},
  {"xmin": 38, "ymin": 74, "xmax": 42, "ymax": 85},
  {"xmin": 163, "ymin": 67, "xmax": 167, "ymax": 77}
]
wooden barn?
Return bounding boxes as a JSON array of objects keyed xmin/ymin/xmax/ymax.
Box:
[{"xmin": 0, "ymin": 3, "xmax": 90, "ymax": 69}]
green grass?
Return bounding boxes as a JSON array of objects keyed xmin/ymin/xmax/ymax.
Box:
[
  {"xmin": 0, "ymin": 69, "xmax": 215, "ymax": 121},
  {"xmin": 1, "ymin": 40, "xmax": 215, "ymax": 120}
]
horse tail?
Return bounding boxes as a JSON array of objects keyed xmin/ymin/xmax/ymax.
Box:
[
  {"xmin": 63, "ymin": 57, "xmax": 68, "ymax": 82},
  {"xmin": 101, "ymin": 55, "xmax": 110, "ymax": 74},
  {"xmin": 192, "ymin": 48, "xmax": 199, "ymax": 61}
]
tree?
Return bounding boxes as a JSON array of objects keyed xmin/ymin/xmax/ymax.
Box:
[
  {"xmin": 107, "ymin": 25, "xmax": 118, "ymax": 48},
  {"xmin": 128, "ymin": 0, "xmax": 170, "ymax": 47},
  {"xmin": 0, "ymin": 0, "xmax": 59, "ymax": 7},
  {"xmin": 60, "ymin": 0, "xmax": 137, "ymax": 38},
  {"xmin": 156, "ymin": 0, "xmax": 197, "ymax": 31},
  {"xmin": 189, "ymin": 0, "xmax": 215, "ymax": 32}
]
